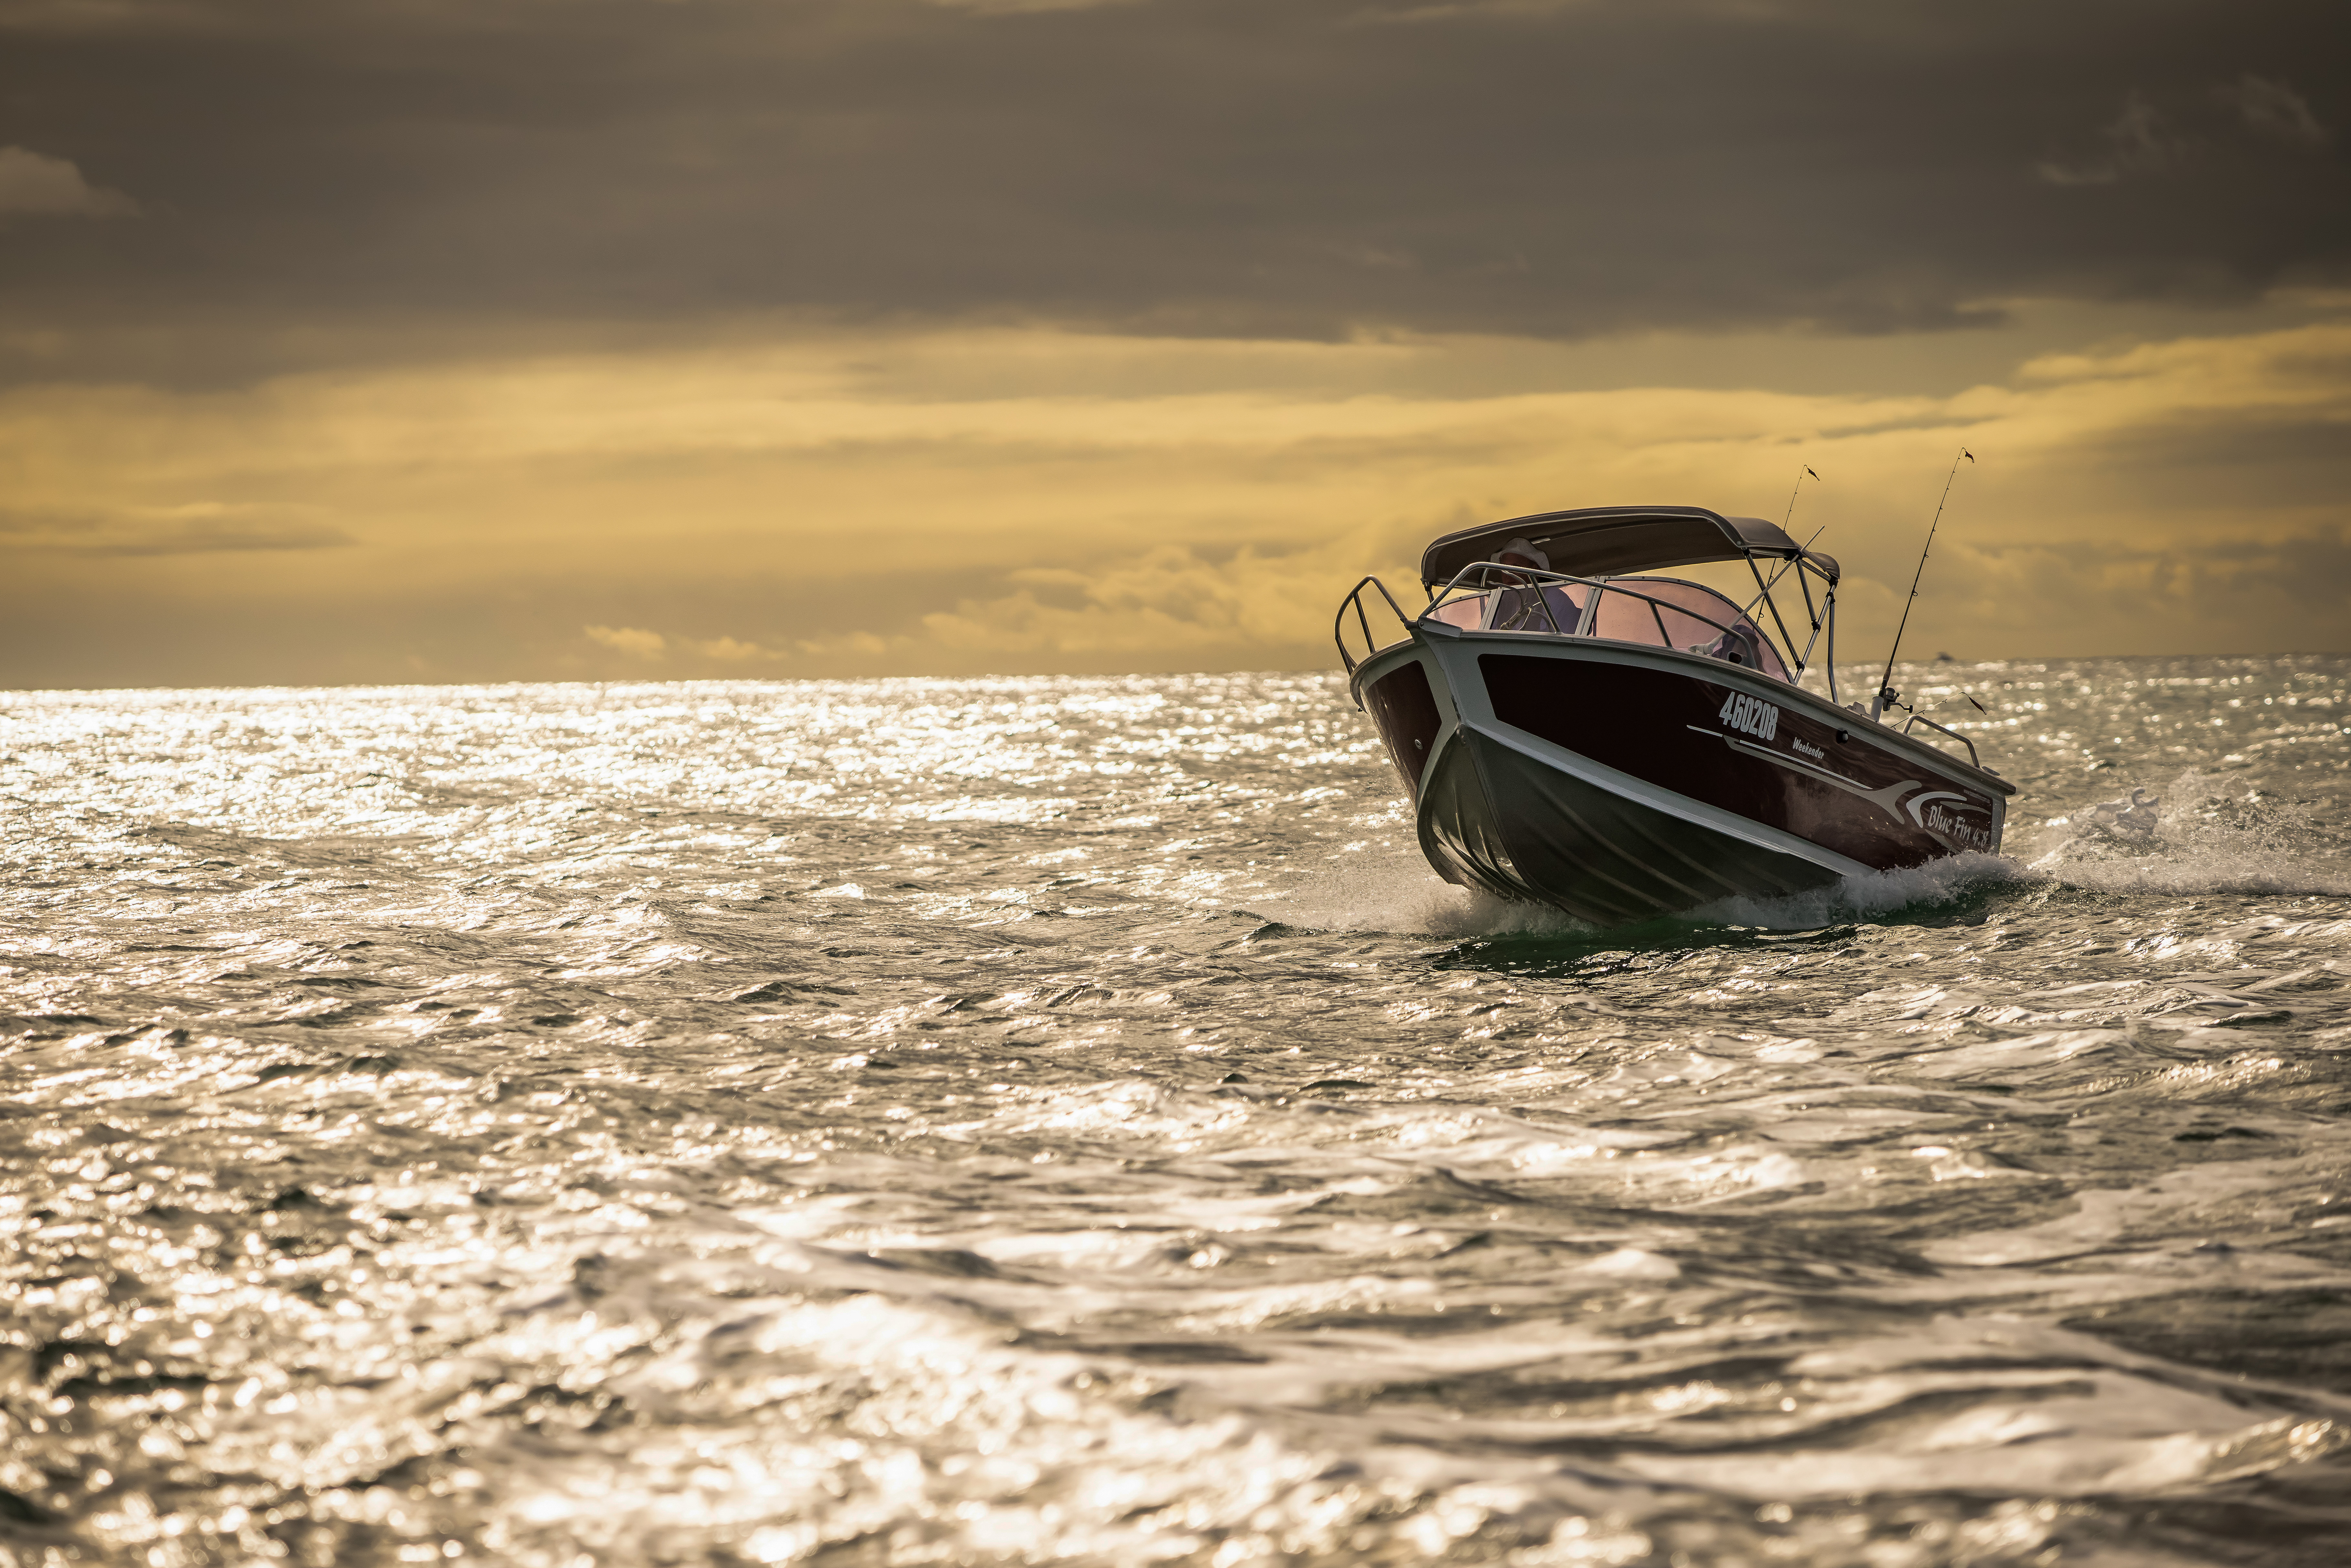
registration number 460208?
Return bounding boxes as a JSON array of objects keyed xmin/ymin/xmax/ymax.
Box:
[{"xmin": 1718, "ymin": 691, "xmax": 1779, "ymax": 742}]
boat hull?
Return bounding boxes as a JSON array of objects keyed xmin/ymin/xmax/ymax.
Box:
[{"xmin": 1352, "ymin": 628, "xmax": 2012, "ymax": 923}]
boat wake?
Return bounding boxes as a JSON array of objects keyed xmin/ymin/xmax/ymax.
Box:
[
  {"xmin": 2030, "ymin": 768, "xmax": 2351, "ymax": 897},
  {"xmin": 1256, "ymin": 846, "xmax": 2028, "ymax": 939},
  {"xmin": 1688, "ymin": 850, "xmax": 2028, "ymax": 930},
  {"xmin": 1267, "ymin": 766, "xmax": 2350, "ymax": 942},
  {"xmin": 1249, "ymin": 848, "xmax": 1591, "ymax": 939}
]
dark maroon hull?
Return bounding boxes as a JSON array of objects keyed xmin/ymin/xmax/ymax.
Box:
[
  {"xmin": 1352, "ymin": 632, "xmax": 2011, "ymax": 922},
  {"xmin": 1478, "ymin": 653, "xmax": 2000, "ymax": 867}
]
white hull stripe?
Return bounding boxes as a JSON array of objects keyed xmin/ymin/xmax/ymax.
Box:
[{"xmin": 1685, "ymin": 725, "xmax": 1927, "ymax": 825}]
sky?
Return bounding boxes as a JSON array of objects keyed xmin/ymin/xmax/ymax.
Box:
[{"xmin": 1, "ymin": 0, "xmax": 2346, "ymax": 688}]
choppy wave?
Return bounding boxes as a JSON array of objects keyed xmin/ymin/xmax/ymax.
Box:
[{"xmin": 3, "ymin": 655, "xmax": 2348, "ymax": 1567}]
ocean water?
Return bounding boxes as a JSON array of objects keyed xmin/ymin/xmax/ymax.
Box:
[{"xmin": 2, "ymin": 654, "xmax": 2348, "ymax": 1568}]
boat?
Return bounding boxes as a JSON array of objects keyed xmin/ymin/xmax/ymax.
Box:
[{"xmin": 1334, "ymin": 505, "xmax": 2014, "ymax": 923}]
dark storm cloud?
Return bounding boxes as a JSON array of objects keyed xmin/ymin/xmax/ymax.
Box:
[{"xmin": 1, "ymin": 0, "xmax": 2345, "ymax": 374}]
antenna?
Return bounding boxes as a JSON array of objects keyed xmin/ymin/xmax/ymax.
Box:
[{"xmin": 1872, "ymin": 449, "xmax": 1973, "ymax": 721}]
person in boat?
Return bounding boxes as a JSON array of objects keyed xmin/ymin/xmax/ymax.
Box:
[{"xmin": 1485, "ymin": 538, "xmax": 1583, "ymax": 635}]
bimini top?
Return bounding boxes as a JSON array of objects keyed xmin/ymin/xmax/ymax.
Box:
[{"xmin": 1420, "ymin": 505, "xmax": 1840, "ymax": 588}]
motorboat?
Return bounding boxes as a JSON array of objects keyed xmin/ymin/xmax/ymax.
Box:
[{"xmin": 1335, "ymin": 505, "xmax": 2013, "ymax": 923}]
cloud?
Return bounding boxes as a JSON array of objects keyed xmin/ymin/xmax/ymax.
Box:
[
  {"xmin": 917, "ymin": 0, "xmax": 1140, "ymax": 11},
  {"xmin": 1360, "ymin": 1, "xmax": 1598, "ymax": 22},
  {"xmin": 583, "ymin": 624, "xmax": 666, "ymax": 660},
  {"xmin": 1900, "ymin": 524, "xmax": 2351, "ymax": 662},
  {"xmin": 793, "ymin": 632, "xmax": 902, "ymax": 659},
  {"xmin": 922, "ymin": 547, "xmax": 1340, "ymax": 661},
  {"xmin": 0, "ymin": 501, "xmax": 347, "ymax": 554},
  {"xmin": 2037, "ymin": 93, "xmax": 2186, "ymax": 187},
  {"xmin": 0, "ymin": 0, "xmax": 2344, "ymax": 367},
  {"xmin": 0, "ymin": 2, "xmax": 2341, "ymax": 688},
  {"xmin": 2, "ymin": 309, "xmax": 2346, "ymax": 687},
  {"xmin": 2040, "ymin": 76, "xmax": 2337, "ymax": 187},
  {"xmin": 0, "ymin": 145, "xmax": 135, "ymax": 216},
  {"xmin": 2216, "ymin": 73, "xmax": 2330, "ymax": 146},
  {"xmin": 84, "ymin": 521, "xmax": 347, "ymax": 555},
  {"xmin": 581, "ymin": 626, "xmax": 786, "ymax": 664},
  {"xmin": 687, "ymin": 635, "xmax": 782, "ymax": 661}
]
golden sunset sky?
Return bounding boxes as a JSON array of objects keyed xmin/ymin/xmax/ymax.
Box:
[{"xmin": 2, "ymin": 0, "xmax": 2345, "ymax": 687}]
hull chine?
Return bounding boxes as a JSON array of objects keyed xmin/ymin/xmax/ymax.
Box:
[{"xmin": 1422, "ymin": 724, "xmax": 1842, "ymax": 924}]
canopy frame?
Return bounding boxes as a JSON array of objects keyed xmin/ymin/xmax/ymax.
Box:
[{"xmin": 1417, "ymin": 505, "xmax": 1841, "ymax": 590}]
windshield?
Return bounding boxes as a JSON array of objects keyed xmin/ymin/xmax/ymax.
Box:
[
  {"xmin": 1424, "ymin": 581, "xmax": 1582, "ymax": 637},
  {"xmin": 1425, "ymin": 574, "xmax": 1790, "ymax": 680},
  {"xmin": 1587, "ymin": 576, "xmax": 1789, "ymax": 679}
]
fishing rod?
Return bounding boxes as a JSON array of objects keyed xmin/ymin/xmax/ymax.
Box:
[
  {"xmin": 1782, "ymin": 463, "xmax": 1819, "ymax": 531},
  {"xmin": 1742, "ymin": 464, "xmax": 1823, "ymax": 618},
  {"xmin": 1871, "ymin": 449, "xmax": 1973, "ymax": 721}
]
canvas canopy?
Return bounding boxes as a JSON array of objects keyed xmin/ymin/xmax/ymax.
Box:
[{"xmin": 1419, "ymin": 505, "xmax": 1840, "ymax": 588}]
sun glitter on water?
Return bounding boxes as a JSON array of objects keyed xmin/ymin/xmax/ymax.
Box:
[{"xmin": 1, "ymin": 656, "xmax": 2347, "ymax": 1566}]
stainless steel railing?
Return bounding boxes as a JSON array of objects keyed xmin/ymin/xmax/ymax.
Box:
[
  {"xmin": 1336, "ymin": 563, "xmax": 1994, "ymax": 774},
  {"xmin": 1333, "ymin": 576, "xmax": 1419, "ymax": 673},
  {"xmin": 1337, "ymin": 562, "xmax": 1789, "ymax": 676},
  {"xmin": 1901, "ymin": 711, "xmax": 1982, "ymax": 768}
]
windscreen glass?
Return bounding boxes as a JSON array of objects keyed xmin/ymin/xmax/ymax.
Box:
[
  {"xmin": 1585, "ymin": 577, "xmax": 1790, "ymax": 680},
  {"xmin": 1424, "ymin": 584, "xmax": 1585, "ymax": 637}
]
